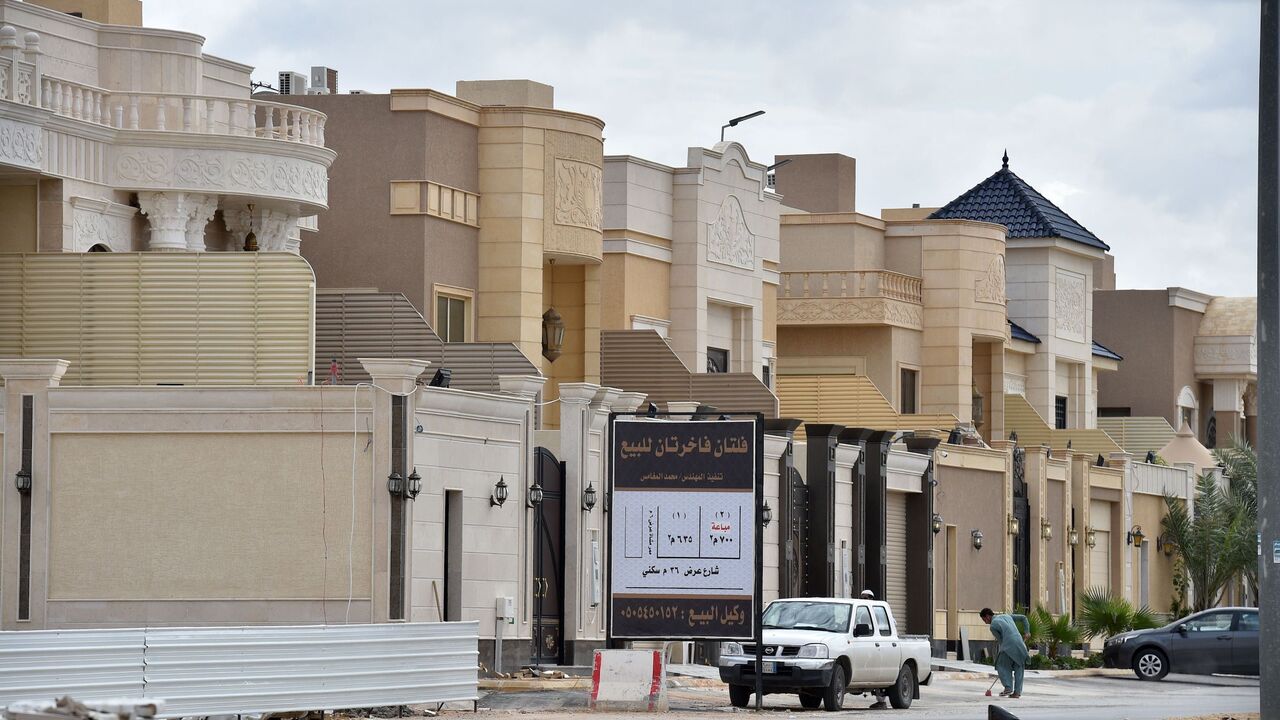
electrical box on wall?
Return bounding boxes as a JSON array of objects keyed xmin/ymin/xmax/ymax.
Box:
[{"xmin": 496, "ymin": 596, "xmax": 515, "ymax": 624}]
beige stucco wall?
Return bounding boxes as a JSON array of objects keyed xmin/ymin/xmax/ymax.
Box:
[
  {"xmin": 935, "ymin": 458, "xmax": 1007, "ymax": 616},
  {"xmin": 1131, "ymin": 492, "xmax": 1174, "ymax": 613},
  {"xmin": 291, "ymin": 92, "xmax": 480, "ymax": 316},
  {"xmin": 1094, "ymin": 289, "xmax": 1206, "ymax": 427},
  {"xmin": 27, "ymin": 0, "xmax": 142, "ymax": 25},
  {"xmin": 599, "ymin": 251, "xmax": 671, "ymax": 332},
  {"xmin": 776, "ymin": 325, "xmax": 920, "ymax": 408},
  {"xmin": 0, "ymin": 184, "xmax": 37, "ymax": 253},
  {"xmin": 779, "ymin": 212, "xmax": 886, "ymax": 273},
  {"xmin": 48, "ymin": 432, "xmax": 373, "ymax": 603}
]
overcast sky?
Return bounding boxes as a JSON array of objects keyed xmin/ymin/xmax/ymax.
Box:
[{"xmin": 148, "ymin": 0, "xmax": 1259, "ymax": 296}]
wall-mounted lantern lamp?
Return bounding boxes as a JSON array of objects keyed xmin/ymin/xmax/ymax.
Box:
[
  {"xmin": 1086, "ymin": 527, "xmax": 1098, "ymax": 548},
  {"xmin": 14, "ymin": 468, "xmax": 31, "ymax": 494},
  {"xmin": 1126, "ymin": 525, "xmax": 1146, "ymax": 546},
  {"xmin": 583, "ymin": 482, "xmax": 597, "ymax": 512},
  {"xmin": 406, "ymin": 470, "xmax": 422, "ymax": 499},
  {"xmin": 761, "ymin": 500, "xmax": 773, "ymax": 528},
  {"xmin": 1007, "ymin": 514, "xmax": 1021, "ymax": 536},
  {"xmin": 527, "ymin": 481, "xmax": 545, "ymax": 509},
  {"xmin": 386, "ymin": 472, "xmax": 404, "ymax": 497},
  {"xmin": 1068, "ymin": 527, "xmax": 1080, "ymax": 546},
  {"xmin": 1041, "ymin": 518, "xmax": 1053, "ymax": 541},
  {"xmin": 541, "ymin": 307, "xmax": 565, "ymax": 363},
  {"xmin": 243, "ymin": 203, "xmax": 259, "ymax": 252},
  {"xmin": 971, "ymin": 529, "xmax": 984, "ymax": 551},
  {"xmin": 931, "ymin": 513, "xmax": 944, "ymax": 535},
  {"xmin": 971, "ymin": 383, "xmax": 985, "ymax": 428},
  {"xmin": 1157, "ymin": 533, "xmax": 1175, "ymax": 557},
  {"xmin": 490, "ymin": 476, "xmax": 509, "ymax": 507}
]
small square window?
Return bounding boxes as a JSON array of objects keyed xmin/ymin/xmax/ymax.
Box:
[{"xmin": 707, "ymin": 347, "xmax": 729, "ymax": 373}]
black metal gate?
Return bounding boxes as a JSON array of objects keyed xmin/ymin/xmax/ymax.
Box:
[
  {"xmin": 1012, "ymin": 446, "xmax": 1031, "ymax": 610},
  {"xmin": 532, "ymin": 447, "xmax": 565, "ymax": 666},
  {"xmin": 781, "ymin": 466, "xmax": 809, "ymax": 598}
]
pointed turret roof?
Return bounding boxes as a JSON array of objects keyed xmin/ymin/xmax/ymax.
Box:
[{"xmin": 929, "ymin": 152, "xmax": 1109, "ymax": 251}]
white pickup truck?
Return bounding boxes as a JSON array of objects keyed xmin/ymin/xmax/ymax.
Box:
[{"xmin": 718, "ymin": 597, "xmax": 933, "ymax": 711}]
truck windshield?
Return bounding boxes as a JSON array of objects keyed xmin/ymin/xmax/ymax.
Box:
[{"xmin": 761, "ymin": 602, "xmax": 852, "ymax": 633}]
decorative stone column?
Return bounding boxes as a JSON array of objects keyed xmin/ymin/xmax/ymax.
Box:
[
  {"xmin": 612, "ymin": 391, "xmax": 648, "ymax": 415},
  {"xmin": 557, "ymin": 382, "xmax": 599, "ymax": 664},
  {"xmin": 1108, "ymin": 451, "xmax": 1135, "ymax": 604},
  {"xmin": 138, "ymin": 191, "xmax": 212, "ymax": 251},
  {"xmin": 223, "ymin": 204, "xmax": 301, "ymax": 253},
  {"xmin": 358, "ymin": 357, "xmax": 430, "ymax": 623},
  {"xmin": 0, "ymin": 359, "xmax": 69, "ymax": 629},
  {"xmin": 184, "ymin": 194, "xmax": 219, "ymax": 251},
  {"xmin": 666, "ymin": 401, "xmax": 700, "ymax": 419}
]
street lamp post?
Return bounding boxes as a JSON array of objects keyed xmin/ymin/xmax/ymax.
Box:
[{"xmin": 720, "ymin": 110, "xmax": 765, "ymax": 142}]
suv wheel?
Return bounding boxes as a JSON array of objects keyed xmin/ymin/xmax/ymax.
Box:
[
  {"xmin": 1133, "ymin": 648, "xmax": 1169, "ymax": 681},
  {"xmin": 729, "ymin": 684, "xmax": 752, "ymax": 707}
]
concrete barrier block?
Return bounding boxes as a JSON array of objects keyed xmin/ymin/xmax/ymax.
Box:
[{"xmin": 588, "ymin": 650, "xmax": 668, "ymax": 712}]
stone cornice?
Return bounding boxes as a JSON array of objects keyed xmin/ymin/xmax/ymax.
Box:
[
  {"xmin": 885, "ymin": 218, "xmax": 1009, "ymax": 240},
  {"xmin": 1168, "ymin": 286, "xmax": 1214, "ymax": 313}
]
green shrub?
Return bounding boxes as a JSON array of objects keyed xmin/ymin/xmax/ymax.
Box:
[{"xmin": 1077, "ymin": 587, "xmax": 1161, "ymax": 640}]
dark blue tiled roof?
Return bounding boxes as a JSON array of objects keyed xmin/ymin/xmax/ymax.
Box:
[
  {"xmin": 929, "ymin": 154, "xmax": 1109, "ymax": 251},
  {"xmin": 1009, "ymin": 320, "xmax": 1041, "ymax": 344},
  {"xmin": 1092, "ymin": 340, "xmax": 1123, "ymax": 361}
]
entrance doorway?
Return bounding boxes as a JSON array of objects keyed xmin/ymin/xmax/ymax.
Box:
[
  {"xmin": 532, "ymin": 447, "xmax": 566, "ymax": 666},
  {"xmin": 1012, "ymin": 447, "xmax": 1031, "ymax": 609}
]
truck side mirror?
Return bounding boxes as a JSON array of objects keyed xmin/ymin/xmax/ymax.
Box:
[{"xmin": 853, "ymin": 623, "xmax": 874, "ymax": 638}]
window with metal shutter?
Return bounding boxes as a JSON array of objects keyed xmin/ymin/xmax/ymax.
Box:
[{"xmin": 885, "ymin": 490, "xmax": 909, "ymax": 622}]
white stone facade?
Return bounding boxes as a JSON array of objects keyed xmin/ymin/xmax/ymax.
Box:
[
  {"xmin": 0, "ymin": 1, "xmax": 333, "ymax": 255},
  {"xmin": 603, "ymin": 142, "xmax": 781, "ymax": 381}
]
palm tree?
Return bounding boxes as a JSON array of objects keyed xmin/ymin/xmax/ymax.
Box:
[
  {"xmin": 1162, "ymin": 471, "xmax": 1254, "ymax": 611},
  {"xmin": 1215, "ymin": 437, "xmax": 1258, "ymax": 604},
  {"xmin": 1028, "ymin": 606, "xmax": 1082, "ymax": 658},
  {"xmin": 1076, "ymin": 587, "xmax": 1161, "ymax": 640}
]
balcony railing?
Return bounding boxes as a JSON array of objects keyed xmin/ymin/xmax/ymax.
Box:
[
  {"xmin": 40, "ymin": 83, "xmax": 328, "ymax": 147},
  {"xmin": 1132, "ymin": 462, "xmax": 1191, "ymax": 499},
  {"xmin": 779, "ymin": 270, "xmax": 923, "ymax": 304},
  {"xmin": 0, "ymin": 27, "xmax": 326, "ymax": 149}
]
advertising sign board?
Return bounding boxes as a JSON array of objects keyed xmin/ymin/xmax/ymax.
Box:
[{"xmin": 608, "ymin": 417, "xmax": 760, "ymax": 640}]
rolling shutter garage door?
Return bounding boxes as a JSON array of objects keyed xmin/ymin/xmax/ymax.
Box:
[
  {"xmin": 1089, "ymin": 499, "xmax": 1112, "ymax": 593},
  {"xmin": 885, "ymin": 490, "xmax": 909, "ymax": 622}
]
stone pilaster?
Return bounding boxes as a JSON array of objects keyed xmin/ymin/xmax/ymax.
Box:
[
  {"xmin": 358, "ymin": 357, "xmax": 430, "ymax": 623},
  {"xmin": 0, "ymin": 359, "xmax": 69, "ymax": 629},
  {"xmin": 557, "ymin": 382, "xmax": 598, "ymax": 662}
]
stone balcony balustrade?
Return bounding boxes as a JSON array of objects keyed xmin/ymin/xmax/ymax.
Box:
[
  {"xmin": 777, "ymin": 269, "xmax": 924, "ymax": 329},
  {"xmin": 0, "ymin": 24, "xmax": 333, "ymax": 233}
]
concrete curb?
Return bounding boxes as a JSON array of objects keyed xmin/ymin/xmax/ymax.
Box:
[{"xmin": 480, "ymin": 676, "xmax": 726, "ymax": 692}]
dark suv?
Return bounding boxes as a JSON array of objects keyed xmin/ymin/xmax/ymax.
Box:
[{"xmin": 1101, "ymin": 607, "xmax": 1259, "ymax": 680}]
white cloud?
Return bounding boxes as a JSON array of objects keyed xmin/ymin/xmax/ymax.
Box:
[{"xmin": 144, "ymin": 0, "xmax": 1259, "ymax": 294}]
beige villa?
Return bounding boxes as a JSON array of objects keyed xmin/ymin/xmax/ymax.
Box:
[{"xmin": 769, "ymin": 152, "xmax": 1195, "ymax": 648}]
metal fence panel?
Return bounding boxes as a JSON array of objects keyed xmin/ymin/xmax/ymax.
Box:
[
  {"xmin": 143, "ymin": 622, "xmax": 479, "ymax": 717},
  {"xmin": 0, "ymin": 628, "xmax": 145, "ymax": 705}
]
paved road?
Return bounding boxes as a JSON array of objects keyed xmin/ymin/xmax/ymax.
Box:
[{"xmin": 473, "ymin": 672, "xmax": 1259, "ymax": 719}]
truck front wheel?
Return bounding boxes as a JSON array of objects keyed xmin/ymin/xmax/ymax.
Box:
[
  {"xmin": 799, "ymin": 693, "xmax": 822, "ymax": 709},
  {"xmin": 888, "ymin": 664, "xmax": 915, "ymax": 709},
  {"xmin": 822, "ymin": 664, "xmax": 847, "ymax": 711},
  {"xmin": 729, "ymin": 684, "xmax": 752, "ymax": 708}
]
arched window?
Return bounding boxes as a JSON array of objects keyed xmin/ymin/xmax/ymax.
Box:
[
  {"xmin": 1176, "ymin": 386, "xmax": 1198, "ymax": 431},
  {"xmin": 87, "ymin": 244, "xmax": 111, "ymax": 252}
]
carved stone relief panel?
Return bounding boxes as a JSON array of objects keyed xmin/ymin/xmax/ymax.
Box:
[
  {"xmin": 0, "ymin": 116, "xmax": 43, "ymax": 170},
  {"xmin": 776, "ymin": 297, "xmax": 923, "ymax": 329},
  {"xmin": 975, "ymin": 255, "xmax": 1006, "ymax": 305},
  {"xmin": 707, "ymin": 194, "xmax": 755, "ymax": 270},
  {"xmin": 70, "ymin": 197, "xmax": 137, "ymax": 252},
  {"xmin": 1054, "ymin": 269, "xmax": 1086, "ymax": 342},
  {"xmin": 553, "ymin": 158, "xmax": 602, "ymax": 231},
  {"xmin": 112, "ymin": 147, "xmax": 328, "ymax": 206}
]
